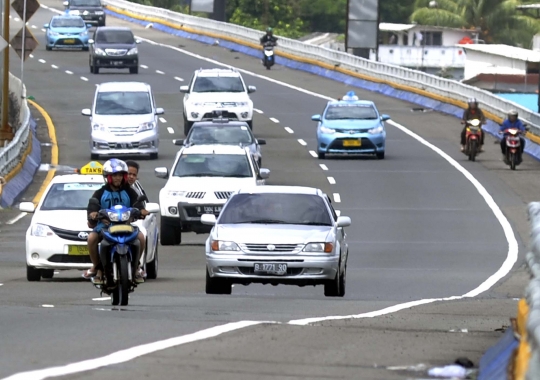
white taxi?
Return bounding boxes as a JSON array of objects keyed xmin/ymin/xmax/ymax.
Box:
[{"xmin": 20, "ymin": 161, "xmax": 160, "ymax": 281}]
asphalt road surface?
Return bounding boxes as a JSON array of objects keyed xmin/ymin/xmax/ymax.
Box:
[{"xmin": 0, "ymin": 2, "xmax": 534, "ymax": 379}]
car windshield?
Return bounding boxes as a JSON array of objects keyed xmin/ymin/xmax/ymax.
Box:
[
  {"xmin": 41, "ymin": 183, "xmax": 103, "ymax": 211},
  {"xmin": 192, "ymin": 76, "xmax": 245, "ymax": 93},
  {"xmin": 96, "ymin": 30, "xmax": 134, "ymax": 44},
  {"xmin": 70, "ymin": 0, "xmax": 101, "ymax": 6},
  {"xmin": 187, "ymin": 125, "xmax": 253, "ymax": 145},
  {"xmin": 325, "ymin": 105, "xmax": 378, "ymax": 120},
  {"xmin": 51, "ymin": 18, "xmax": 85, "ymax": 28},
  {"xmin": 95, "ymin": 91, "xmax": 152, "ymax": 115},
  {"xmin": 173, "ymin": 154, "xmax": 252, "ymax": 178},
  {"xmin": 218, "ymin": 193, "xmax": 333, "ymax": 226}
]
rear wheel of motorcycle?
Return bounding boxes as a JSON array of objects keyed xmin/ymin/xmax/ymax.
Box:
[{"xmin": 510, "ymin": 153, "xmax": 516, "ymax": 170}]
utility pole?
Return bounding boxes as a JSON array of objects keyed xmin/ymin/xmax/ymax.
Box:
[{"xmin": 0, "ymin": 0, "xmax": 10, "ymax": 144}]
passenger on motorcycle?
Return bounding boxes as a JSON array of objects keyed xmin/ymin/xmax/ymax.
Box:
[
  {"xmin": 499, "ymin": 109, "xmax": 526, "ymax": 157},
  {"xmin": 260, "ymin": 27, "xmax": 277, "ymax": 59},
  {"xmin": 83, "ymin": 159, "xmax": 146, "ymax": 284},
  {"xmin": 461, "ymin": 98, "xmax": 486, "ymax": 152}
]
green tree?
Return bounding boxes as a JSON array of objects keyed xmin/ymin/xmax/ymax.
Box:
[
  {"xmin": 298, "ymin": 0, "xmax": 346, "ymax": 33},
  {"xmin": 410, "ymin": 0, "xmax": 540, "ymax": 46},
  {"xmin": 380, "ymin": 0, "xmax": 416, "ymax": 23}
]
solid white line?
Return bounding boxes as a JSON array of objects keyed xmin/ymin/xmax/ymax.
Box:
[
  {"xmin": 297, "ymin": 139, "xmax": 307, "ymax": 146},
  {"xmin": 159, "ymin": 117, "xmax": 167, "ymax": 123},
  {"xmin": 92, "ymin": 297, "xmax": 110, "ymax": 301},
  {"xmin": 140, "ymin": 64, "xmax": 148, "ymax": 68},
  {"xmin": 327, "ymin": 176, "xmax": 336, "ymax": 184},
  {"xmin": 269, "ymin": 117, "xmax": 279, "ymax": 123},
  {"xmin": 284, "ymin": 127, "xmax": 294, "ymax": 134},
  {"xmin": 319, "ymin": 164, "xmax": 328, "ymax": 170},
  {"xmin": 80, "ymin": 77, "xmax": 88, "ymax": 81},
  {"xmin": 333, "ymin": 193, "xmax": 341, "ymax": 203},
  {"xmin": 38, "ymin": 59, "xmax": 46, "ymax": 63},
  {"xmin": 174, "ymin": 76, "xmax": 183, "ymax": 81},
  {"xmin": 51, "ymin": 65, "xmax": 58, "ymax": 69},
  {"xmin": 6, "ymin": 213, "xmax": 27, "ymax": 225},
  {"xmin": 40, "ymin": 4, "xmax": 49, "ymax": 8},
  {"xmin": 3, "ymin": 321, "xmax": 266, "ymax": 380},
  {"xmin": 156, "ymin": 70, "xmax": 164, "ymax": 74},
  {"xmin": 65, "ymin": 70, "xmax": 73, "ymax": 75},
  {"xmin": 167, "ymin": 127, "xmax": 174, "ymax": 134},
  {"xmin": 309, "ymin": 150, "xmax": 317, "ymax": 158},
  {"xmin": 253, "ymin": 108, "xmax": 263, "ymax": 114}
]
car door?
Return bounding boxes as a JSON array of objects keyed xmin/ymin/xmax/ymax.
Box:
[{"xmin": 134, "ymin": 181, "xmax": 157, "ymax": 262}]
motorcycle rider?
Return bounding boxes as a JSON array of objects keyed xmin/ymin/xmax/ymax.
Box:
[
  {"xmin": 499, "ymin": 109, "xmax": 526, "ymax": 158},
  {"xmin": 260, "ymin": 27, "xmax": 277, "ymax": 60},
  {"xmin": 83, "ymin": 159, "xmax": 146, "ymax": 284},
  {"xmin": 460, "ymin": 98, "xmax": 486, "ymax": 152}
]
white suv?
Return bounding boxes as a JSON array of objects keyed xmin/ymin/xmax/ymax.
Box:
[
  {"xmin": 155, "ymin": 144, "xmax": 270, "ymax": 245},
  {"xmin": 180, "ymin": 68, "xmax": 256, "ymax": 135}
]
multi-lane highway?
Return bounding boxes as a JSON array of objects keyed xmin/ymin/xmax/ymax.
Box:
[{"xmin": 0, "ymin": 1, "xmax": 537, "ymax": 378}]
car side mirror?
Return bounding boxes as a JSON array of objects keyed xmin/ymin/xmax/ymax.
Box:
[
  {"xmin": 155, "ymin": 107, "xmax": 164, "ymax": 115},
  {"xmin": 259, "ymin": 168, "xmax": 270, "ymax": 179},
  {"xmin": 145, "ymin": 202, "xmax": 160, "ymax": 214},
  {"xmin": 337, "ymin": 216, "xmax": 351, "ymax": 227},
  {"xmin": 380, "ymin": 114, "xmax": 391, "ymax": 121},
  {"xmin": 173, "ymin": 139, "xmax": 184, "ymax": 146},
  {"xmin": 81, "ymin": 108, "xmax": 91, "ymax": 116},
  {"xmin": 311, "ymin": 114, "xmax": 321, "ymax": 122},
  {"xmin": 43, "ymin": 23, "xmax": 49, "ymax": 29},
  {"xmin": 154, "ymin": 167, "xmax": 168, "ymax": 178},
  {"xmin": 135, "ymin": 39, "xmax": 141, "ymax": 44},
  {"xmin": 179, "ymin": 85, "xmax": 189, "ymax": 93},
  {"xmin": 248, "ymin": 85, "xmax": 256, "ymax": 93},
  {"xmin": 88, "ymin": 39, "xmax": 94, "ymax": 44},
  {"xmin": 19, "ymin": 202, "xmax": 36, "ymax": 213},
  {"xmin": 86, "ymin": 23, "xmax": 92, "ymax": 28},
  {"xmin": 257, "ymin": 139, "xmax": 266, "ymax": 145},
  {"xmin": 201, "ymin": 213, "xmax": 216, "ymax": 225}
]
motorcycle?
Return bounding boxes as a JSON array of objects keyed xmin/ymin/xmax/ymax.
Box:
[
  {"xmin": 463, "ymin": 118, "xmax": 483, "ymax": 161},
  {"xmin": 88, "ymin": 197, "xmax": 144, "ymax": 306},
  {"xmin": 501, "ymin": 127, "xmax": 527, "ymax": 170},
  {"xmin": 262, "ymin": 41, "xmax": 276, "ymax": 70}
]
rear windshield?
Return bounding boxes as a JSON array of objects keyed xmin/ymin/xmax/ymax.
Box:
[{"xmin": 70, "ymin": 0, "xmax": 101, "ymax": 6}]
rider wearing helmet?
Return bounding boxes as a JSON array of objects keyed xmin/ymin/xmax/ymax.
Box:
[
  {"xmin": 260, "ymin": 27, "xmax": 278, "ymax": 59},
  {"xmin": 84, "ymin": 158, "xmax": 146, "ymax": 284},
  {"xmin": 461, "ymin": 98, "xmax": 486, "ymax": 151},
  {"xmin": 499, "ymin": 109, "xmax": 526, "ymax": 156}
]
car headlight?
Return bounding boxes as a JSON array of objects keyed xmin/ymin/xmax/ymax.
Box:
[
  {"xmin": 236, "ymin": 102, "xmax": 248, "ymax": 107},
  {"xmin": 95, "ymin": 11, "xmax": 104, "ymax": 14},
  {"xmin": 303, "ymin": 242, "xmax": 334, "ymax": 253},
  {"xmin": 368, "ymin": 126, "xmax": 384, "ymax": 134},
  {"xmin": 31, "ymin": 223, "xmax": 54, "ymax": 237},
  {"xmin": 320, "ymin": 126, "xmax": 335, "ymax": 134},
  {"xmin": 80, "ymin": 30, "xmax": 88, "ymax": 36},
  {"xmin": 211, "ymin": 240, "xmax": 240, "ymax": 252},
  {"xmin": 94, "ymin": 48, "xmax": 107, "ymax": 56},
  {"xmin": 138, "ymin": 121, "xmax": 155, "ymax": 132},
  {"xmin": 68, "ymin": 10, "xmax": 80, "ymax": 15},
  {"xmin": 92, "ymin": 123, "xmax": 106, "ymax": 132},
  {"xmin": 167, "ymin": 190, "xmax": 187, "ymax": 197},
  {"xmin": 127, "ymin": 47, "xmax": 138, "ymax": 55},
  {"xmin": 191, "ymin": 102, "xmax": 205, "ymax": 107},
  {"xmin": 49, "ymin": 31, "xmax": 59, "ymax": 36}
]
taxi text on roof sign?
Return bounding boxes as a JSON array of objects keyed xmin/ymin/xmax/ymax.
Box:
[{"xmin": 79, "ymin": 161, "xmax": 103, "ymax": 175}]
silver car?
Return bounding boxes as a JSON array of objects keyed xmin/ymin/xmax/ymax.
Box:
[
  {"xmin": 201, "ymin": 186, "xmax": 351, "ymax": 297},
  {"xmin": 81, "ymin": 81, "xmax": 164, "ymax": 160}
]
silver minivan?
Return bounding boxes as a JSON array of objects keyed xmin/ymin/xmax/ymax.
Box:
[{"xmin": 82, "ymin": 81, "xmax": 163, "ymax": 159}]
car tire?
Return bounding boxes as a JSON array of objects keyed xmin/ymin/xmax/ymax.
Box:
[
  {"xmin": 160, "ymin": 216, "xmax": 181, "ymax": 246},
  {"xmin": 41, "ymin": 269, "xmax": 54, "ymax": 279},
  {"xmin": 183, "ymin": 115, "xmax": 193, "ymax": 136},
  {"xmin": 91, "ymin": 153, "xmax": 99, "ymax": 160},
  {"xmin": 46, "ymin": 45, "xmax": 52, "ymax": 51},
  {"xmin": 205, "ymin": 269, "xmax": 232, "ymax": 295},
  {"xmin": 130, "ymin": 67, "xmax": 138, "ymax": 74},
  {"xmin": 324, "ymin": 263, "xmax": 345, "ymax": 297},
  {"xmin": 318, "ymin": 152, "xmax": 325, "ymax": 159},
  {"xmin": 247, "ymin": 120, "xmax": 253, "ymax": 130},
  {"xmin": 27, "ymin": 265, "xmax": 41, "ymax": 281},
  {"xmin": 149, "ymin": 153, "xmax": 158, "ymax": 160},
  {"xmin": 145, "ymin": 239, "xmax": 158, "ymax": 279},
  {"xmin": 93, "ymin": 65, "xmax": 100, "ymax": 74},
  {"xmin": 82, "ymin": 46, "xmax": 89, "ymax": 51},
  {"xmin": 376, "ymin": 151, "xmax": 385, "ymax": 160}
]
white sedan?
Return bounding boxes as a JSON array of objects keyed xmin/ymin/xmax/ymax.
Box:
[{"xmin": 20, "ymin": 170, "xmax": 160, "ymax": 281}]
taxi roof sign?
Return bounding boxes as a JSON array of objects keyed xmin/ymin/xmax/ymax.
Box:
[{"xmin": 79, "ymin": 161, "xmax": 103, "ymax": 175}]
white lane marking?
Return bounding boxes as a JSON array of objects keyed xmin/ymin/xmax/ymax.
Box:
[
  {"xmin": 309, "ymin": 150, "xmax": 317, "ymax": 158},
  {"xmin": 333, "ymin": 193, "xmax": 341, "ymax": 203},
  {"xmin": 159, "ymin": 117, "xmax": 167, "ymax": 123},
  {"xmin": 0, "ymin": 284, "xmax": 3, "ymax": 287},
  {"xmin": 253, "ymin": 108, "xmax": 263, "ymax": 114},
  {"xmin": 140, "ymin": 64, "xmax": 148, "ymax": 69},
  {"xmin": 297, "ymin": 139, "xmax": 307, "ymax": 146},
  {"xmin": 327, "ymin": 176, "xmax": 336, "ymax": 184},
  {"xmin": 92, "ymin": 297, "xmax": 111, "ymax": 301},
  {"xmin": 3, "ymin": 321, "xmax": 266, "ymax": 380},
  {"xmin": 51, "ymin": 65, "xmax": 58, "ymax": 69},
  {"xmin": 41, "ymin": 28, "xmax": 46, "ymax": 32},
  {"xmin": 29, "ymin": 54, "xmax": 34, "ymax": 58},
  {"xmin": 31, "ymin": 25, "xmax": 37, "ymax": 29},
  {"xmin": 65, "ymin": 70, "xmax": 73, "ymax": 75},
  {"xmin": 156, "ymin": 70, "xmax": 165, "ymax": 74},
  {"xmin": 80, "ymin": 76, "xmax": 88, "ymax": 81},
  {"xmin": 38, "ymin": 59, "xmax": 46, "ymax": 63},
  {"xmin": 167, "ymin": 127, "xmax": 175, "ymax": 134},
  {"xmin": 40, "ymin": 4, "xmax": 49, "ymax": 8},
  {"xmin": 6, "ymin": 213, "xmax": 27, "ymax": 225},
  {"xmin": 319, "ymin": 164, "xmax": 328, "ymax": 170},
  {"xmin": 41, "ymin": 305, "xmax": 54, "ymax": 308},
  {"xmin": 269, "ymin": 117, "xmax": 279, "ymax": 123},
  {"xmin": 174, "ymin": 76, "xmax": 183, "ymax": 81},
  {"xmin": 284, "ymin": 127, "xmax": 294, "ymax": 134}
]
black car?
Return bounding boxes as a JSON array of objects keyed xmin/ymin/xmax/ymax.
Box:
[
  {"xmin": 88, "ymin": 27, "xmax": 140, "ymax": 74},
  {"xmin": 63, "ymin": 0, "xmax": 105, "ymax": 26}
]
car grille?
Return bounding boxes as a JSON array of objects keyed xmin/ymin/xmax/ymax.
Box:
[
  {"xmin": 48, "ymin": 254, "xmax": 92, "ymax": 264},
  {"xmin": 334, "ymin": 128, "xmax": 370, "ymax": 133},
  {"xmin": 50, "ymin": 226, "xmax": 90, "ymax": 242},
  {"xmin": 239, "ymin": 243, "xmax": 303, "ymax": 253},
  {"xmin": 202, "ymin": 111, "xmax": 238, "ymax": 119},
  {"xmin": 214, "ymin": 191, "xmax": 233, "ymax": 200},
  {"xmin": 328, "ymin": 137, "xmax": 376, "ymax": 150},
  {"xmin": 238, "ymin": 267, "xmax": 303, "ymax": 276},
  {"xmin": 107, "ymin": 142, "xmax": 140, "ymax": 149},
  {"xmin": 107, "ymin": 126, "xmax": 139, "ymax": 136},
  {"xmin": 105, "ymin": 49, "xmax": 127, "ymax": 56},
  {"xmin": 186, "ymin": 192, "xmax": 205, "ymax": 199}
]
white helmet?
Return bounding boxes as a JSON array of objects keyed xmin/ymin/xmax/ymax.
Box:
[
  {"xmin": 102, "ymin": 158, "xmax": 128, "ymax": 184},
  {"xmin": 508, "ymin": 109, "xmax": 518, "ymax": 117}
]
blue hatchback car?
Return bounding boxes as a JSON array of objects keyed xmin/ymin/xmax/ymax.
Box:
[
  {"xmin": 312, "ymin": 91, "xmax": 390, "ymax": 159},
  {"xmin": 44, "ymin": 15, "xmax": 91, "ymax": 51}
]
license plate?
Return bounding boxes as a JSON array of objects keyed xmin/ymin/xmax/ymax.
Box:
[
  {"xmin": 68, "ymin": 245, "xmax": 89, "ymax": 255},
  {"xmin": 197, "ymin": 206, "xmax": 222, "ymax": 215},
  {"xmin": 112, "ymin": 61, "xmax": 123, "ymax": 66},
  {"xmin": 254, "ymin": 263, "xmax": 288, "ymax": 275},
  {"xmin": 63, "ymin": 39, "xmax": 75, "ymax": 44},
  {"xmin": 118, "ymin": 143, "xmax": 132, "ymax": 149},
  {"xmin": 108, "ymin": 224, "xmax": 134, "ymax": 234},
  {"xmin": 343, "ymin": 139, "xmax": 361, "ymax": 147}
]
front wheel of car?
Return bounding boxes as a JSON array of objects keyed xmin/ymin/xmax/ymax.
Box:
[
  {"xmin": 90, "ymin": 153, "xmax": 99, "ymax": 160},
  {"xmin": 45, "ymin": 45, "xmax": 52, "ymax": 51},
  {"xmin": 376, "ymin": 151, "xmax": 385, "ymax": 160},
  {"xmin": 324, "ymin": 266, "xmax": 345, "ymax": 297},
  {"xmin": 145, "ymin": 240, "xmax": 158, "ymax": 279},
  {"xmin": 130, "ymin": 67, "xmax": 138, "ymax": 74},
  {"xmin": 41, "ymin": 269, "xmax": 54, "ymax": 279},
  {"xmin": 205, "ymin": 269, "xmax": 232, "ymax": 295},
  {"xmin": 149, "ymin": 153, "xmax": 158, "ymax": 160},
  {"xmin": 318, "ymin": 152, "xmax": 325, "ymax": 159},
  {"xmin": 160, "ymin": 216, "xmax": 181, "ymax": 246},
  {"xmin": 82, "ymin": 46, "xmax": 89, "ymax": 51},
  {"xmin": 27, "ymin": 265, "xmax": 41, "ymax": 282},
  {"xmin": 183, "ymin": 115, "xmax": 193, "ymax": 136}
]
